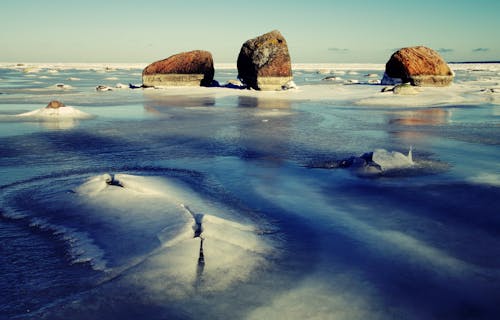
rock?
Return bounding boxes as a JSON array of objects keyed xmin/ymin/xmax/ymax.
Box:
[
  {"xmin": 223, "ymin": 79, "xmax": 246, "ymax": 89},
  {"xmin": 237, "ymin": 30, "xmax": 293, "ymax": 90},
  {"xmin": 55, "ymin": 83, "xmax": 72, "ymax": 89},
  {"xmin": 307, "ymin": 148, "xmax": 413, "ymax": 174},
  {"xmin": 45, "ymin": 100, "xmax": 66, "ymax": 109},
  {"xmin": 393, "ymin": 83, "xmax": 419, "ymax": 95},
  {"xmin": 142, "ymin": 50, "xmax": 214, "ymax": 87},
  {"xmin": 96, "ymin": 85, "xmax": 113, "ymax": 91},
  {"xmin": 382, "ymin": 46, "xmax": 454, "ymax": 86},
  {"xmin": 381, "ymin": 86, "xmax": 394, "ymax": 92},
  {"xmin": 129, "ymin": 83, "xmax": 144, "ymax": 89},
  {"xmin": 227, "ymin": 79, "xmax": 243, "ymax": 86},
  {"xmin": 322, "ymin": 76, "xmax": 339, "ymax": 81},
  {"xmin": 480, "ymin": 88, "xmax": 496, "ymax": 94},
  {"xmin": 282, "ymin": 80, "xmax": 297, "ymax": 90},
  {"xmin": 393, "ymin": 84, "xmax": 419, "ymax": 95}
]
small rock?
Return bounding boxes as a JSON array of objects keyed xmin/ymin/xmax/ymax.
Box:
[
  {"xmin": 322, "ymin": 76, "xmax": 338, "ymax": 81},
  {"xmin": 282, "ymin": 80, "xmax": 297, "ymax": 90},
  {"xmin": 55, "ymin": 83, "xmax": 72, "ymax": 89},
  {"xmin": 96, "ymin": 85, "xmax": 113, "ymax": 91},
  {"xmin": 223, "ymin": 79, "xmax": 245, "ymax": 89},
  {"xmin": 393, "ymin": 83, "xmax": 419, "ymax": 95},
  {"xmin": 129, "ymin": 83, "xmax": 143, "ymax": 89},
  {"xmin": 480, "ymin": 88, "xmax": 496, "ymax": 94},
  {"xmin": 227, "ymin": 79, "xmax": 243, "ymax": 86},
  {"xmin": 45, "ymin": 100, "xmax": 66, "ymax": 109}
]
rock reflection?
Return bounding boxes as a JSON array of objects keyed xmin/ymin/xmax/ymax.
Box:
[
  {"xmin": 235, "ymin": 96, "xmax": 292, "ymax": 163},
  {"xmin": 238, "ymin": 96, "xmax": 291, "ymax": 109},
  {"xmin": 388, "ymin": 108, "xmax": 451, "ymax": 140},
  {"xmin": 143, "ymin": 92, "xmax": 216, "ymax": 115},
  {"xmin": 389, "ymin": 108, "xmax": 450, "ymax": 126}
]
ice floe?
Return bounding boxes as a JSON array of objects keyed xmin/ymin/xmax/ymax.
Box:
[
  {"xmin": 74, "ymin": 173, "xmax": 276, "ymax": 295},
  {"xmin": 308, "ymin": 148, "xmax": 414, "ymax": 175},
  {"xmin": 16, "ymin": 104, "xmax": 93, "ymax": 120}
]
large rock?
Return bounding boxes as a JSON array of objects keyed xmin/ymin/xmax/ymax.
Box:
[
  {"xmin": 237, "ymin": 30, "xmax": 293, "ymax": 90},
  {"xmin": 381, "ymin": 46, "xmax": 454, "ymax": 86},
  {"xmin": 142, "ymin": 50, "xmax": 214, "ymax": 87}
]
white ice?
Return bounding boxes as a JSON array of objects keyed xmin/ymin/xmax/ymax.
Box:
[
  {"xmin": 75, "ymin": 174, "xmax": 275, "ymax": 295},
  {"xmin": 469, "ymin": 173, "xmax": 500, "ymax": 186},
  {"xmin": 15, "ymin": 105, "xmax": 93, "ymax": 120},
  {"xmin": 372, "ymin": 148, "xmax": 413, "ymax": 171}
]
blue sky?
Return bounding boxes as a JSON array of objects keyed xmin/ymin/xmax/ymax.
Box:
[{"xmin": 1, "ymin": 0, "xmax": 498, "ymax": 63}]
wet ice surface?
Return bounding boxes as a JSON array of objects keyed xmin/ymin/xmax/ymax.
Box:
[{"xmin": 0, "ymin": 63, "xmax": 500, "ymax": 319}]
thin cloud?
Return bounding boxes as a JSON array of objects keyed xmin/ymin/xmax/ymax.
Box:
[
  {"xmin": 472, "ymin": 48, "xmax": 490, "ymax": 52},
  {"xmin": 328, "ymin": 47, "xmax": 349, "ymax": 53},
  {"xmin": 437, "ymin": 48, "xmax": 454, "ymax": 53}
]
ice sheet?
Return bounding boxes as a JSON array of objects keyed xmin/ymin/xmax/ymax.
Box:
[{"xmin": 74, "ymin": 173, "xmax": 276, "ymax": 294}]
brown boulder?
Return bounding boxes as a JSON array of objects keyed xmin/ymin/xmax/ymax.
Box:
[
  {"xmin": 45, "ymin": 100, "xmax": 66, "ymax": 109},
  {"xmin": 142, "ymin": 50, "xmax": 214, "ymax": 87},
  {"xmin": 237, "ymin": 30, "xmax": 293, "ymax": 90},
  {"xmin": 382, "ymin": 46, "xmax": 454, "ymax": 86}
]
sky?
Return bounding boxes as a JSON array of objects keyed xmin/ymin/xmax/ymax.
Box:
[{"xmin": 1, "ymin": 0, "xmax": 499, "ymax": 63}]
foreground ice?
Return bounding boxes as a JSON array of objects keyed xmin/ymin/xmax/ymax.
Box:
[{"xmin": 75, "ymin": 173, "xmax": 275, "ymax": 296}]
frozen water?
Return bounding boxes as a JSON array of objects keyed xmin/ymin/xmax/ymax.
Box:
[
  {"xmin": 372, "ymin": 148, "xmax": 413, "ymax": 170},
  {"xmin": 15, "ymin": 105, "xmax": 93, "ymax": 119},
  {"xmin": 0, "ymin": 63, "xmax": 499, "ymax": 319}
]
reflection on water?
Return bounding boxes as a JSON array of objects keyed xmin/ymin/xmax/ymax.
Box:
[
  {"xmin": 388, "ymin": 108, "xmax": 451, "ymax": 126},
  {"xmin": 388, "ymin": 108, "xmax": 451, "ymax": 140},
  {"xmin": 238, "ymin": 96, "xmax": 291, "ymax": 109},
  {"xmin": 36, "ymin": 118, "xmax": 79, "ymax": 130},
  {"xmin": 143, "ymin": 91, "xmax": 216, "ymax": 113}
]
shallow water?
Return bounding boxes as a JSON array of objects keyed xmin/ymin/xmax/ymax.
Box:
[{"xmin": 0, "ymin": 63, "xmax": 499, "ymax": 319}]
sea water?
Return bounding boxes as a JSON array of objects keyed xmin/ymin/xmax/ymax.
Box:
[{"xmin": 0, "ymin": 63, "xmax": 499, "ymax": 319}]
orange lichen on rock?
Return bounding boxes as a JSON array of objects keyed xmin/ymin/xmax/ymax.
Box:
[
  {"xmin": 383, "ymin": 46, "xmax": 454, "ymax": 86},
  {"xmin": 237, "ymin": 30, "xmax": 293, "ymax": 90},
  {"xmin": 142, "ymin": 50, "xmax": 214, "ymax": 87}
]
